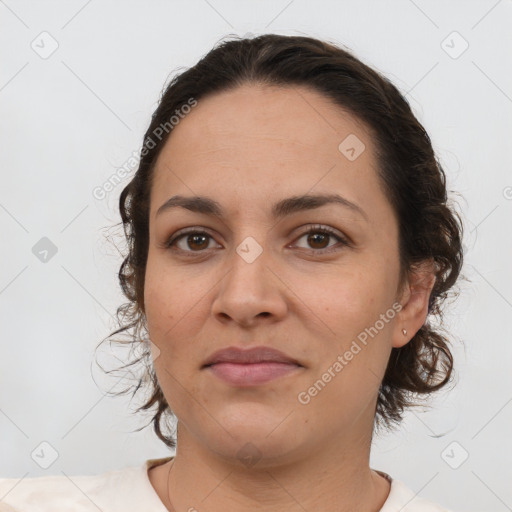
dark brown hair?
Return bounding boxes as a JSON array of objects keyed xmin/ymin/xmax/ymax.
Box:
[{"xmin": 98, "ymin": 34, "xmax": 464, "ymax": 449}]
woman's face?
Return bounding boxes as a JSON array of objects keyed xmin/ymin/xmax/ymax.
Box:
[{"xmin": 144, "ymin": 84, "xmax": 409, "ymax": 464}]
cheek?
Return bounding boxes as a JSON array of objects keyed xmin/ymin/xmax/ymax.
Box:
[
  {"xmin": 291, "ymin": 258, "xmax": 398, "ymax": 409},
  {"xmin": 144, "ymin": 255, "xmax": 185, "ymax": 353},
  {"xmin": 143, "ymin": 252, "xmax": 212, "ymax": 372},
  {"xmin": 143, "ymin": 259, "xmax": 203, "ymax": 414},
  {"xmin": 293, "ymin": 260, "xmax": 398, "ymax": 341},
  {"xmin": 144, "ymin": 251, "xmax": 198, "ymax": 330}
]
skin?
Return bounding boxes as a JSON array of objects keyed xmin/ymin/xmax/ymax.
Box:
[{"xmin": 144, "ymin": 84, "xmax": 436, "ymax": 511}]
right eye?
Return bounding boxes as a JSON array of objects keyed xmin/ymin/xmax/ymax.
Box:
[{"xmin": 165, "ymin": 229, "xmax": 221, "ymax": 256}]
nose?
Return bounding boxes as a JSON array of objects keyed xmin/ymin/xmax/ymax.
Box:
[{"xmin": 211, "ymin": 242, "xmax": 288, "ymax": 329}]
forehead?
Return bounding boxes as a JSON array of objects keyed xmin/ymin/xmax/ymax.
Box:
[
  {"xmin": 150, "ymin": 84, "xmax": 389, "ymax": 225},
  {"xmin": 156, "ymin": 83, "xmax": 373, "ymax": 163}
]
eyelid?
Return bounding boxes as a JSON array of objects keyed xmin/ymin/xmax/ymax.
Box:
[
  {"xmin": 288, "ymin": 225, "xmax": 352, "ymax": 255},
  {"xmin": 164, "ymin": 227, "xmax": 220, "ymax": 250},
  {"xmin": 164, "ymin": 224, "xmax": 351, "ymax": 255},
  {"xmin": 290, "ymin": 224, "xmax": 351, "ymax": 245}
]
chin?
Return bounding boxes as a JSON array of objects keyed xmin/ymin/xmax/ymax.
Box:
[
  {"xmin": 206, "ymin": 433, "xmax": 306, "ymax": 469},
  {"xmin": 194, "ymin": 408, "xmax": 310, "ymax": 468}
]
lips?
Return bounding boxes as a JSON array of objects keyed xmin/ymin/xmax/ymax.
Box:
[
  {"xmin": 202, "ymin": 346, "xmax": 303, "ymax": 386},
  {"xmin": 202, "ymin": 346, "xmax": 302, "ymax": 367}
]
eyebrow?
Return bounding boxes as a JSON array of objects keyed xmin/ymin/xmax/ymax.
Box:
[{"xmin": 156, "ymin": 193, "xmax": 368, "ymax": 221}]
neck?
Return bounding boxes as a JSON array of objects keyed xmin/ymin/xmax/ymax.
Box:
[{"xmin": 153, "ymin": 419, "xmax": 390, "ymax": 512}]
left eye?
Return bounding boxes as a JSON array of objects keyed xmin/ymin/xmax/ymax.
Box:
[{"xmin": 293, "ymin": 226, "xmax": 347, "ymax": 252}]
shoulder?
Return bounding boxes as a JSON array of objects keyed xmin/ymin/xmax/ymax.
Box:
[
  {"xmin": 381, "ymin": 476, "xmax": 453, "ymax": 512},
  {"xmin": 0, "ymin": 464, "xmax": 146, "ymax": 512}
]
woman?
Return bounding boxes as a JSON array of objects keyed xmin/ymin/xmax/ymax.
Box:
[{"xmin": 0, "ymin": 34, "xmax": 463, "ymax": 511}]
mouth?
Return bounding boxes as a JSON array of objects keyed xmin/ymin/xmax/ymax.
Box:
[
  {"xmin": 202, "ymin": 346, "xmax": 302, "ymax": 366},
  {"xmin": 204, "ymin": 361, "xmax": 302, "ymax": 386},
  {"xmin": 202, "ymin": 346, "xmax": 304, "ymax": 387}
]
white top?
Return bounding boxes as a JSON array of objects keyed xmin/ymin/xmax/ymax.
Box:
[{"xmin": 0, "ymin": 457, "xmax": 451, "ymax": 511}]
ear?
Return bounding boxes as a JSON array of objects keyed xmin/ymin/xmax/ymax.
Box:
[{"xmin": 392, "ymin": 259, "xmax": 436, "ymax": 348}]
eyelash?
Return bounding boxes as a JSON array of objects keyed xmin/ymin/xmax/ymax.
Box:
[{"xmin": 164, "ymin": 224, "xmax": 350, "ymax": 257}]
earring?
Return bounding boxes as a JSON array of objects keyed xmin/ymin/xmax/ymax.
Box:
[{"xmin": 402, "ymin": 329, "xmax": 407, "ymax": 336}]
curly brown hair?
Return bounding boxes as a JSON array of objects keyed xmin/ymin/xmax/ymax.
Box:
[{"xmin": 96, "ymin": 34, "xmax": 464, "ymax": 449}]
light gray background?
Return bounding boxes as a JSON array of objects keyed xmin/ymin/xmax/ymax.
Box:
[{"xmin": 1, "ymin": 1, "xmax": 511, "ymax": 511}]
